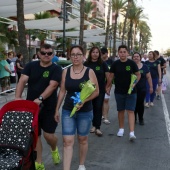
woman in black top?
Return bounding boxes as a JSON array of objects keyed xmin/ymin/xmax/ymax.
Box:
[
  {"xmin": 55, "ymin": 45, "xmax": 99, "ymax": 170},
  {"xmin": 84, "ymin": 46, "xmax": 109, "ymax": 136},
  {"xmin": 16, "ymin": 53, "xmax": 24, "ymax": 82},
  {"xmin": 132, "ymin": 52, "xmax": 153, "ymax": 125}
]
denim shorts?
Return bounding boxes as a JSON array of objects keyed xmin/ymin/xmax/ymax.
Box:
[
  {"xmin": 115, "ymin": 93, "xmax": 137, "ymax": 111},
  {"xmin": 62, "ymin": 109, "xmax": 93, "ymax": 136}
]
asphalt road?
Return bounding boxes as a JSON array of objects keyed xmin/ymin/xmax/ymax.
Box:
[{"xmin": 1, "ymin": 64, "xmax": 170, "ymax": 170}]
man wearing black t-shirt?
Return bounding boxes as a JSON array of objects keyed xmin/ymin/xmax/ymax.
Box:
[
  {"xmin": 106, "ymin": 45, "xmax": 141, "ymax": 141},
  {"xmin": 15, "ymin": 44, "xmax": 62, "ymax": 170},
  {"xmin": 154, "ymin": 50, "xmax": 166, "ymax": 100}
]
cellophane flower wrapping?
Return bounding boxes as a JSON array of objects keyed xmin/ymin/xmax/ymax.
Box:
[
  {"xmin": 128, "ymin": 74, "xmax": 137, "ymax": 94},
  {"xmin": 70, "ymin": 80, "xmax": 96, "ymax": 117}
]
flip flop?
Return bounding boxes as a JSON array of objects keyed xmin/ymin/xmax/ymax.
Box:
[
  {"xmin": 90, "ymin": 127, "xmax": 96, "ymax": 133},
  {"xmin": 95, "ymin": 129, "xmax": 103, "ymax": 137}
]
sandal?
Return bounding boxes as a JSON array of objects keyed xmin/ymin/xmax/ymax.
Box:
[
  {"xmin": 95, "ymin": 129, "xmax": 103, "ymax": 137},
  {"xmin": 90, "ymin": 127, "xmax": 96, "ymax": 133},
  {"xmin": 103, "ymin": 119, "xmax": 110, "ymax": 125}
]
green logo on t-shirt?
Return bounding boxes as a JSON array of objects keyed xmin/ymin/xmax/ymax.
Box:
[
  {"xmin": 43, "ymin": 71, "xmax": 49, "ymax": 78},
  {"xmin": 96, "ymin": 66, "xmax": 100, "ymax": 71},
  {"xmin": 126, "ymin": 66, "xmax": 131, "ymax": 71},
  {"xmin": 154, "ymin": 63, "xmax": 157, "ymax": 66},
  {"xmin": 140, "ymin": 70, "xmax": 143, "ymax": 74}
]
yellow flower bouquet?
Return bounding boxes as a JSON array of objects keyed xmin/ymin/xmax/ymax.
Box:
[
  {"xmin": 70, "ymin": 80, "xmax": 96, "ymax": 117},
  {"xmin": 128, "ymin": 74, "xmax": 137, "ymax": 94}
]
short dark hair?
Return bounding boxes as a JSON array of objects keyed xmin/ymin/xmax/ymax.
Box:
[
  {"xmin": 154, "ymin": 50, "xmax": 159, "ymax": 56},
  {"xmin": 118, "ymin": 45, "xmax": 129, "ymax": 52},
  {"xmin": 70, "ymin": 45, "xmax": 84, "ymax": 55},
  {"xmin": 40, "ymin": 44, "xmax": 53, "ymax": 51},
  {"xmin": 101, "ymin": 47, "xmax": 108, "ymax": 54},
  {"xmin": 132, "ymin": 52, "xmax": 142, "ymax": 60}
]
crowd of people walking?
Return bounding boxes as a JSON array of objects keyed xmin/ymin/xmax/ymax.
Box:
[{"xmin": 0, "ymin": 43, "xmax": 167, "ymax": 170}]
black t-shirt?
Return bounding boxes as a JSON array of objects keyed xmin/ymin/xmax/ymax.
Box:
[
  {"xmin": 22, "ymin": 61, "xmax": 62, "ymax": 109},
  {"xmin": 16, "ymin": 59, "xmax": 24, "ymax": 72},
  {"xmin": 63, "ymin": 67, "xmax": 92, "ymax": 112},
  {"xmin": 105, "ymin": 58, "xmax": 114, "ymax": 69},
  {"xmin": 84, "ymin": 61, "xmax": 109, "ymax": 92},
  {"xmin": 145, "ymin": 60, "xmax": 159, "ymax": 79},
  {"xmin": 110, "ymin": 59, "xmax": 139, "ymax": 94},
  {"xmin": 156, "ymin": 57, "xmax": 166, "ymax": 73},
  {"xmin": 136, "ymin": 64, "xmax": 149, "ymax": 92}
]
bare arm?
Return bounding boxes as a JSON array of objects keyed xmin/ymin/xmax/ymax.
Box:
[
  {"xmin": 4, "ymin": 65, "xmax": 12, "ymax": 74},
  {"xmin": 15, "ymin": 74, "xmax": 29, "ymax": 99},
  {"xmin": 105, "ymin": 72, "xmax": 114, "ymax": 95},
  {"xmin": 157, "ymin": 64, "xmax": 161, "ymax": 82},
  {"xmin": 146, "ymin": 72, "xmax": 153, "ymax": 94},
  {"xmin": 16, "ymin": 62, "xmax": 24, "ymax": 70},
  {"xmin": 135, "ymin": 71, "xmax": 141, "ymax": 83},
  {"xmin": 84, "ymin": 69, "xmax": 99, "ymax": 102},
  {"xmin": 54, "ymin": 69, "xmax": 67, "ymax": 122}
]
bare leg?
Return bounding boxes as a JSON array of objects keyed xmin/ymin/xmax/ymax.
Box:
[
  {"xmin": 63, "ymin": 135, "xmax": 75, "ymax": 170},
  {"xmin": 78, "ymin": 135, "xmax": 88, "ymax": 165},
  {"xmin": 43, "ymin": 132, "xmax": 58, "ymax": 151},
  {"xmin": 35, "ymin": 136, "xmax": 43, "ymax": 163},
  {"xmin": 127, "ymin": 110, "xmax": 135, "ymax": 132},
  {"xmin": 118, "ymin": 110, "xmax": 125, "ymax": 129},
  {"xmin": 157, "ymin": 85, "xmax": 162, "ymax": 96},
  {"xmin": 102, "ymin": 98, "xmax": 109, "ymax": 120}
]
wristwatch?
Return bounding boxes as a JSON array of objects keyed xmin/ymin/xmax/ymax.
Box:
[{"xmin": 38, "ymin": 96, "xmax": 43, "ymax": 102}]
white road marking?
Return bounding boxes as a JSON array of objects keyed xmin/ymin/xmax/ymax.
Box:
[{"xmin": 161, "ymin": 94, "xmax": 170, "ymax": 145}]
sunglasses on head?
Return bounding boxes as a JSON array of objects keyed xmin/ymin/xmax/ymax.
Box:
[{"xmin": 40, "ymin": 51, "xmax": 53, "ymax": 56}]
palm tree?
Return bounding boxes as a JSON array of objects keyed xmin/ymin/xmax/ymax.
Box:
[
  {"xmin": 0, "ymin": 18, "xmax": 18, "ymax": 49},
  {"xmin": 121, "ymin": 0, "xmax": 134, "ymax": 44},
  {"xmin": 127, "ymin": 3, "xmax": 144, "ymax": 51},
  {"xmin": 17, "ymin": 0, "xmax": 29, "ymax": 64},
  {"xmin": 84, "ymin": 1, "xmax": 96, "ymax": 21},
  {"xmin": 138, "ymin": 21, "xmax": 151, "ymax": 53},
  {"xmin": 112, "ymin": 0, "xmax": 127, "ymax": 57},
  {"xmin": 34, "ymin": 11, "xmax": 52, "ymax": 19}
]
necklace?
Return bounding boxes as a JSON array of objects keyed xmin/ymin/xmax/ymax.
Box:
[{"xmin": 73, "ymin": 66, "xmax": 84, "ymax": 74}]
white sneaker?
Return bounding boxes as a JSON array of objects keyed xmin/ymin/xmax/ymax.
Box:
[
  {"xmin": 78, "ymin": 165, "xmax": 86, "ymax": 170},
  {"xmin": 103, "ymin": 119, "xmax": 110, "ymax": 124},
  {"xmin": 129, "ymin": 132, "xmax": 136, "ymax": 141},
  {"xmin": 145, "ymin": 103, "xmax": 150, "ymax": 108},
  {"xmin": 117, "ymin": 129, "xmax": 124, "ymax": 137},
  {"xmin": 150, "ymin": 102, "xmax": 154, "ymax": 106}
]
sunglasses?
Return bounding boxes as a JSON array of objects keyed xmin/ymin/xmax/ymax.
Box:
[{"xmin": 40, "ymin": 51, "xmax": 53, "ymax": 56}]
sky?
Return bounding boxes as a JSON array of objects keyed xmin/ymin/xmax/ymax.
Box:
[{"xmin": 138, "ymin": 0, "xmax": 170, "ymax": 53}]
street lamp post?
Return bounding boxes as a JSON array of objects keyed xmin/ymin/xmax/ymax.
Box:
[
  {"xmin": 63, "ymin": 0, "xmax": 66, "ymax": 55},
  {"xmin": 58, "ymin": 0, "xmax": 69, "ymax": 55}
]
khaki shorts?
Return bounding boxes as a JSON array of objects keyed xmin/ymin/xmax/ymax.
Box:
[{"xmin": 0, "ymin": 77, "xmax": 10, "ymax": 88}]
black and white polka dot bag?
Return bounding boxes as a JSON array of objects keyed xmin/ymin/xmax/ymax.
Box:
[{"xmin": 0, "ymin": 111, "xmax": 33, "ymax": 170}]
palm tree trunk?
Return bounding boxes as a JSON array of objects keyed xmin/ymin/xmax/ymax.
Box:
[
  {"xmin": 127, "ymin": 20, "xmax": 133, "ymax": 50},
  {"xmin": 79, "ymin": 0, "xmax": 85, "ymax": 46},
  {"xmin": 17, "ymin": 0, "xmax": 29, "ymax": 65},
  {"xmin": 105, "ymin": 0, "xmax": 112, "ymax": 47},
  {"xmin": 113, "ymin": 14, "xmax": 118, "ymax": 58}
]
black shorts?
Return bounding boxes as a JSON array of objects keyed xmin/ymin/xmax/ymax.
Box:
[{"xmin": 38, "ymin": 105, "xmax": 58, "ymax": 136}]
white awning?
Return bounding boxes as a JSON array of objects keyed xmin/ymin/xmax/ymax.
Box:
[
  {"xmin": 53, "ymin": 29, "xmax": 105, "ymax": 37},
  {"xmin": 0, "ymin": 0, "xmax": 61, "ymax": 17},
  {"xmin": 8, "ymin": 17, "xmax": 83, "ymax": 30}
]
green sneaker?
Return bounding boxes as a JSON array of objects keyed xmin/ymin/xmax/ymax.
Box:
[
  {"xmin": 51, "ymin": 147, "xmax": 60, "ymax": 164},
  {"xmin": 35, "ymin": 162, "xmax": 45, "ymax": 170}
]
